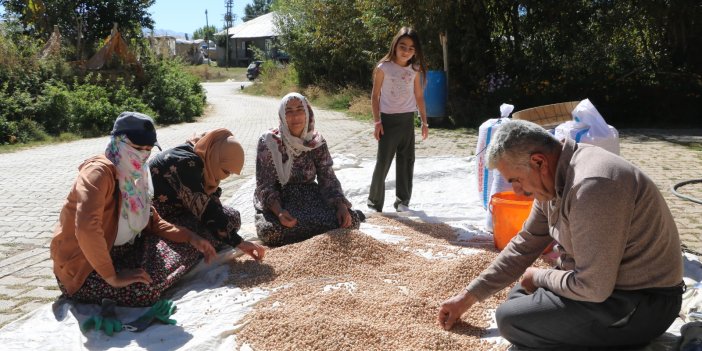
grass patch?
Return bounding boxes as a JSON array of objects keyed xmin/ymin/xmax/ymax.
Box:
[
  {"xmin": 685, "ymin": 142, "xmax": 702, "ymax": 152},
  {"xmin": 181, "ymin": 64, "xmax": 248, "ymax": 82},
  {"xmin": 242, "ymin": 62, "xmax": 374, "ymax": 121},
  {"xmin": 245, "ymin": 61, "xmax": 299, "ymax": 98},
  {"xmin": 0, "ymin": 133, "xmax": 81, "ymax": 154}
]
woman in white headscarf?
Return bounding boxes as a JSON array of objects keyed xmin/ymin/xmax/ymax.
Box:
[
  {"xmin": 50, "ymin": 112, "xmax": 216, "ymax": 307},
  {"xmin": 254, "ymin": 93, "xmax": 365, "ymax": 246}
]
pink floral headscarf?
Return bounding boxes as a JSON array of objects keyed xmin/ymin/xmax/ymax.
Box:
[{"xmin": 106, "ymin": 134, "xmax": 153, "ymax": 246}]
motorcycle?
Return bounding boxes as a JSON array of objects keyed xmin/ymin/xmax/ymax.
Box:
[{"xmin": 246, "ymin": 60, "xmax": 263, "ymax": 81}]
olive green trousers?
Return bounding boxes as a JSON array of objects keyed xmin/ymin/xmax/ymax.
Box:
[{"xmin": 367, "ymin": 112, "xmax": 415, "ymax": 211}]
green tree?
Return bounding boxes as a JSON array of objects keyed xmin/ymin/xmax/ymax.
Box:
[
  {"xmin": 243, "ymin": 0, "xmax": 273, "ymax": 22},
  {"xmin": 275, "ymin": 0, "xmax": 701, "ymax": 127},
  {"xmin": 193, "ymin": 24, "xmax": 217, "ymax": 41},
  {"xmin": 276, "ymin": 0, "xmax": 377, "ymax": 87},
  {"xmin": 1, "ymin": 0, "xmax": 155, "ymax": 60}
]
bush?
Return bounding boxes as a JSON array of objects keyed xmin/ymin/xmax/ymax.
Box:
[
  {"xmin": 34, "ymin": 81, "xmax": 73, "ymax": 135},
  {"xmin": 34, "ymin": 77, "xmax": 156, "ymax": 139},
  {"xmin": 0, "ymin": 117, "xmax": 47, "ymax": 145},
  {"xmin": 14, "ymin": 119, "xmax": 49, "ymax": 143},
  {"xmin": 0, "ymin": 116, "xmax": 19, "ymax": 144},
  {"xmin": 0, "ymin": 26, "xmax": 208, "ymax": 146},
  {"xmin": 111, "ymin": 78, "xmax": 156, "ymax": 119},
  {"xmin": 142, "ymin": 58, "xmax": 206, "ymax": 124},
  {"xmin": 0, "ymin": 82, "xmax": 34, "ymax": 124},
  {"xmin": 69, "ymin": 83, "xmax": 121, "ymax": 137}
]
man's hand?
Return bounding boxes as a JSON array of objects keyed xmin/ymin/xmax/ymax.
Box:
[
  {"xmin": 520, "ymin": 267, "xmax": 539, "ymax": 294},
  {"xmin": 336, "ymin": 205, "xmax": 352, "ymax": 228},
  {"xmin": 277, "ymin": 209, "xmax": 298, "ymax": 228},
  {"xmin": 189, "ymin": 233, "xmax": 216, "ymax": 264},
  {"xmin": 104, "ymin": 268, "xmax": 152, "ymax": 288},
  {"xmin": 237, "ymin": 240, "xmax": 267, "ymax": 261},
  {"xmin": 437, "ymin": 290, "xmax": 478, "ymax": 330},
  {"xmin": 374, "ymin": 123, "xmax": 384, "ymax": 141}
]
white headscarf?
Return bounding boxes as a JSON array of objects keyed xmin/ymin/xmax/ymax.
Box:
[
  {"xmin": 263, "ymin": 92, "xmax": 325, "ymax": 186},
  {"xmin": 105, "ymin": 135, "xmax": 153, "ymax": 246}
]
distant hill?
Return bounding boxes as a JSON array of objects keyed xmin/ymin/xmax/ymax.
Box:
[{"xmin": 143, "ymin": 28, "xmax": 189, "ymax": 39}]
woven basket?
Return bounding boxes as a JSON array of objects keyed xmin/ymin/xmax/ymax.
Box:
[{"xmin": 512, "ymin": 101, "xmax": 580, "ymax": 129}]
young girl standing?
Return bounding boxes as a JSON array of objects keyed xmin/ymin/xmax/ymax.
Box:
[{"xmin": 367, "ymin": 26, "xmax": 428, "ymax": 212}]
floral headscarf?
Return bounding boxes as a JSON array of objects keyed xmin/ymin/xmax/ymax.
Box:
[
  {"xmin": 106, "ymin": 135, "xmax": 153, "ymax": 246},
  {"xmin": 263, "ymin": 92, "xmax": 325, "ymax": 185},
  {"xmin": 193, "ymin": 128, "xmax": 245, "ymax": 195}
]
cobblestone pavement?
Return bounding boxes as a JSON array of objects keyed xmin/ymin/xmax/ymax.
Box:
[{"xmin": 0, "ymin": 81, "xmax": 700, "ymax": 328}]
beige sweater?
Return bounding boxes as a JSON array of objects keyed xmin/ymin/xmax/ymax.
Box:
[
  {"xmin": 467, "ymin": 139, "xmax": 683, "ymax": 302},
  {"xmin": 50, "ymin": 155, "xmax": 190, "ymax": 295}
]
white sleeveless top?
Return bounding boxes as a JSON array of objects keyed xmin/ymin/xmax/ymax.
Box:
[{"xmin": 378, "ymin": 61, "xmax": 418, "ymax": 114}]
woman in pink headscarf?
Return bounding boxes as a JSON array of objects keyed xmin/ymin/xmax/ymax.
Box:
[
  {"xmin": 51, "ymin": 112, "xmax": 217, "ymax": 307},
  {"xmin": 254, "ymin": 93, "xmax": 365, "ymax": 246}
]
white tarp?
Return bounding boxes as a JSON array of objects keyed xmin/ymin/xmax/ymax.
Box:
[{"xmin": 0, "ymin": 156, "xmax": 697, "ymax": 350}]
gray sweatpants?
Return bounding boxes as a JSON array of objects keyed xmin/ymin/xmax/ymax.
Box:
[
  {"xmin": 497, "ymin": 283, "xmax": 683, "ymax": 350},
  {"xmin": 367, "ymin": 112, "xmax": 416, "ymax": 211}
]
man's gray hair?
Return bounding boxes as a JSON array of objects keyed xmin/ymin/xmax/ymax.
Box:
[{"xmin": 485, "ymin": 120, "xmax": 561, "ymax": 169}]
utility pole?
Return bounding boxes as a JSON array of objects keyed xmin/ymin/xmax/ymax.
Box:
[
  {"xmin": 205, "ymin": 9, "xmax": 210, "ymax": 66},
  {"xmin": 224, "ymin": 0, "xmax": 233, "ymax": 68}
]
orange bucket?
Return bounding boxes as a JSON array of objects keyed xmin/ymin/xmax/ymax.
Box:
[{"xmin": 489, "ymin": 191, "xmax": 534, "ymax": 250}]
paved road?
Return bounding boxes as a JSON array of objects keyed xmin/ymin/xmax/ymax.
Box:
[{"xmin": 0, "ymin": 82, "xmax": 700, "ymax": 328}]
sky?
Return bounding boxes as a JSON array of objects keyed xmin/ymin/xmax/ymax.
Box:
[
  {"xmin": 0, "ymin": 1, "xmax": 250, "ymax": 38},
  {"xmin": 148, "ymin": 0, "xmax": 249, "ymax": 37}
]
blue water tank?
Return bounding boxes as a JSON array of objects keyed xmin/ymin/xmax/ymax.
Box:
[{"xmin": 423, "ymin": 70, "xmax": 447, "ymax": 118}]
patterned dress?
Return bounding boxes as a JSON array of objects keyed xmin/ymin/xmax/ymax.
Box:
[
  {"xmin": 53, "ymin": 155, "xmax": 209, "ymax": 307},
  {"xmin": 57, "ymin": 228, "xmax": 203, "ymax": 306},
  {"xmin": 254, "ymin": 133, "xmax": 364, "ymax": 246},
  {"xmin": 149, "ymin": 143, "xmax": 242, "ymax": 250}
]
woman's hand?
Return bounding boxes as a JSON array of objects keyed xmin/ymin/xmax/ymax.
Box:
[
  {"xmin": 189, "ymin": 232, "xmax": 217, "ymax": 264},
  {"xmin": 374, "ymin": 123, "xmax": 384, "ymax": 141},
  {"xmin": 104, "ymin": 268, "xmax": 153, "ymax": 288},
  {"xmin": 421, "ymin": 123, "xmax": 429, "ymax": 140},
  {"xmin": 237, "ymin": 240, "xmax": 267, "ymax": 261},
  {"xmin": 336, "ymin": 205, "xmax": 352, "ymax": 228},
  {"xmin": 277, "ymin": 209, "xmax": 298, "ymax": 228}
]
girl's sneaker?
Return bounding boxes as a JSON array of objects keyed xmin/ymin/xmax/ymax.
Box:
[{"xmin": 396, "ymin": 204, "xmax": 410, "ymax": 212}]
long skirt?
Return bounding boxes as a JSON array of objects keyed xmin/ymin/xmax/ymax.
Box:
[
  {"xmin": 255, "ymin": 183, "xmax": 365, "ymax": 246},
  {"xmin": 57, "ymin": 234, "xmax": 201, "ymax": 307}
]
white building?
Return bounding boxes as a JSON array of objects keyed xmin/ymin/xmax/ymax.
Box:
[{"xmin": 216, "ymin": 12, "xmax": 286, "ymax": 66}]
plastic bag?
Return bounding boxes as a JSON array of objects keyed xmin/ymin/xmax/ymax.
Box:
[
  {"xmin": 476, "ymin": 103, "xmax": 514, "ymax": 231},
  {"xmin": 476, "ymin": 103, "xmax": 514, "ymax": 209},
  {"xmin": 554, "ymin": 99, "xmax": 620, "ymax": 155}
]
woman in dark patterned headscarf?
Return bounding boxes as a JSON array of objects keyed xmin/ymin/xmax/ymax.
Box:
[
  {"xmin": 149, "ymin": 128, "xmax": 266, "ymax": 260},
  {"xmin": 254, "ymin": 92, "xmax": 365, "ymax": 246}
]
